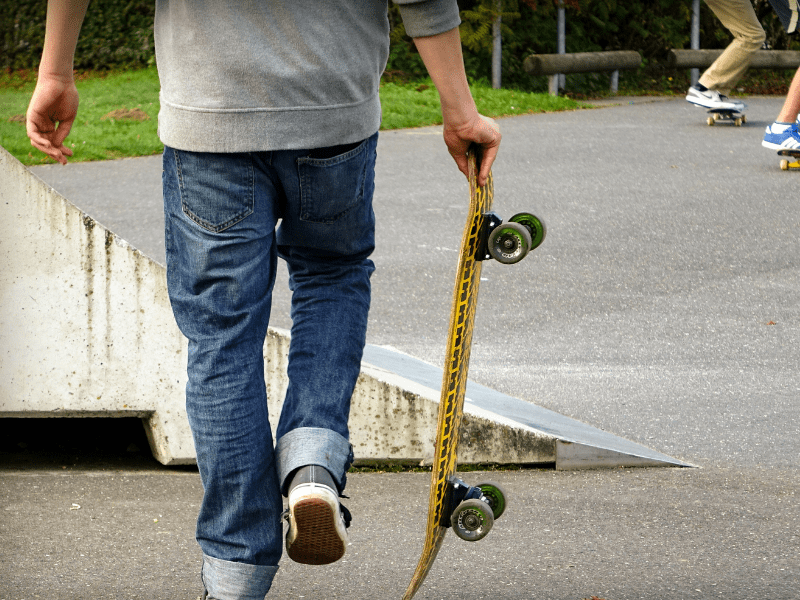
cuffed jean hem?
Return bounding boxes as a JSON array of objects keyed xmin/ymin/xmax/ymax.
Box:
[
  {"xmin": 201, "ymin": 554, "xmax": 278, "ymax": 600},
  {"xmin": 276, "ymin": 427, "xmax": 353, "ymax": 495}
]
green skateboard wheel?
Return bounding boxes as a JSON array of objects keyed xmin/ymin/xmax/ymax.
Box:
[
  {"xmin": 476, "ymin": 481, "xmax": 507, "ymax": 520},
  {"xmin": 509, "ymin": 212, "xmax": 547, "ymax": 251}
]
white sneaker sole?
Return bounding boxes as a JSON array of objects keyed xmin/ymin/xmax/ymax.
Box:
[
  {"xmin": 686, "ymin": 92, "xmax": 745, "ymax": 111},
  {"xmin": 763, "ymin": 139, "xmax": 800, "ymax": 150},
  {"xmin": 286, "ymin": 484, "xmax": 347, "ymax": 565}
]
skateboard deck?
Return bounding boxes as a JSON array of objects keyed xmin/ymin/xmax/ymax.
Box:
[
  {"xmin": 777, "ymin": 148, "xmax": 800, "ymax": 170},
  {"xmin": 706, "ymin": 107, "xmax": 747, "ymax": 127},
  {"xmin": 400, "ymin": 149, "xmax": 544, "ymax": 600}
]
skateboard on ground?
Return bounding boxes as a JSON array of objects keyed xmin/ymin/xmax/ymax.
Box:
[
  {"xmin": 777, "ymin": 149, "xmax": 800, "ymax": 170},
  {"xmin": 706, "ymin": 107, "xmax": 747, "ymax": 127},
  {"xmin": 401, "ymin": 148, "xmax": 546, "ymax": 600}
]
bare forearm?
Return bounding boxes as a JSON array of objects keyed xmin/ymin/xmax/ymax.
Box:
[
  {"xmin": 39, "ymin": 0, "xmax": 91, "ymax": 79},
  {"xmin": 26, "ymin": 0, "xmax": 90, "ymax": 164},
  {"xmin": 413, "ymin": 26, "xmax": 501, "ymax": 184},
  {"xmin": 413, "ymin": 27, "xmax": 476, "ymax": 127}
]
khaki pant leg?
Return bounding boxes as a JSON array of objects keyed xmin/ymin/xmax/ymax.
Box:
[{"xmin": 699, "ymin": 0, "xmax": 766, "ymax": 94}]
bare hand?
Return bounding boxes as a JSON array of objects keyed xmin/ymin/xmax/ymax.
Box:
[
  {"xmin": 26, "ymin": 74, "xmax": 79, "ymax": 165},
  {"xmin": 442, "ymin": 113, "xmax": 501, "ymax": 186}
]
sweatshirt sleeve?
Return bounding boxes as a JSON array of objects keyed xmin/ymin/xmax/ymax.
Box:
[{"xmin": 393, "ymin": 0, "xmax": 461, "ymax": 38}]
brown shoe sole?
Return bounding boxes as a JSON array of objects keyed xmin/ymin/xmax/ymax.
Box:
[{"xmin": 286, "ymin": 498, "xmax": 346, "ymax": 565}]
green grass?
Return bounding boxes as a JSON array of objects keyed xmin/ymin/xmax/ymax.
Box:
[
  {"xmin": 1, "ymin": 68, "xmax": 582, "ymax": 166},
  {"xmin": 380, "ymin": 79, "xmax": 582, "ymax": 129},
  {"xmin": 1, "ymin": 68, "xmax": 162, "ymax": 165}
]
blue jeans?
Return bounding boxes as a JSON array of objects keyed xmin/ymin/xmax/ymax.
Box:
[{"xmin": 162, "ymin": 133, "xmax": 377, "ymax": 599}]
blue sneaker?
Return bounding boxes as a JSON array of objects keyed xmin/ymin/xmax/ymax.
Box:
[{"xmin": 762, "ymin": 122, "xmax": 800, "ymax": 150}]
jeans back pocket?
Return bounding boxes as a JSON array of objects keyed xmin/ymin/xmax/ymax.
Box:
[
  {"xmin": 175, "ymin": 150, "xmax": 255, "ymax": 233},
  {"xmin": 297, "ymin": 140, "xmax": 370, "ymax": 224}
]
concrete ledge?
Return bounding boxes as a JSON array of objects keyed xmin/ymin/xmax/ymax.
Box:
[
  {"xmin": 668, "ymin": 49, "xmax": 800, "ymax": 70},
  {"xmin": 0, "ymin": 147, "xmax": 193, "ymax": 464}
]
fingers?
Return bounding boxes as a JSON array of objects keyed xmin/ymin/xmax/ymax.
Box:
[
  {"xmin": 474, "ymin": 117, "xmax": 501, "ymax": 185},
  {"xmin": 451, "ymin": 151, "xmax": 470, "ymax": 180},
  {"xmin": 477, "ymin": 132, "xmax": 500, "ymax": 185},
  {"xmin": 25, "ymin": 77, "xmax": 79, "ymax": 164},
  {"xmin": 27, "ymin": 113, "xmax": 74, "ymax": 165}
]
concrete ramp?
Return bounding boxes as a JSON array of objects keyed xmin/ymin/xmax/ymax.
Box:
[
  {"xmin": 0, "ymin": 146, "xmax": 688, "ymax": 469},
  {"xmin": 361, "ymin": 345, "xmax": 691, "ymax": 469}
]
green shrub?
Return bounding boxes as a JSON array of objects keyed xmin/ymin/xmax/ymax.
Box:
[{"xmin": 2, "ymin": 0, "xmax": 155, "ymax": 72}]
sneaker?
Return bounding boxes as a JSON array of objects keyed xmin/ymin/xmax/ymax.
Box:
[
  {"xmin": 762, "ymin": 122, "xmax": 800, "ymax": 150},
  {"xmin": 283, "ymin": 465, "xmax": 351, "ymax": 565},
  {"xmin": 686, "ymin": 86, "xmax": 746, "ymax": 111}
]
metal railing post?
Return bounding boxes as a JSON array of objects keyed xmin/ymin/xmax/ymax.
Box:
[
  {"xmin": 556, "ymin": 1, "xmax": 566, "ymax": 94},
  {"xmin": 549, "ymin": 1, "xmax": 566, "ymax": 95}
]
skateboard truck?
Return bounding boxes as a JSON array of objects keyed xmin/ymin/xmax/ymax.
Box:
[
  {"xmin": 778, "ymin": 149, "xmax": 800, "ymax": 170},
  {"xmin": 706, "ymin": 107, "xmax": 747, "ymax": 127},
  {"xmin": 476, "ymin": 211, "xmax": 547, "ymax": 264},
  {"xmin": 440, "ymin": 476, "xmax": 507, "ymax": 542}
]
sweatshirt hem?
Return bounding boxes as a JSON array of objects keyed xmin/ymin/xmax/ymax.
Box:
[{"xmin": 158, "ymin": 94, "xmax": 383, "ymax": 153}]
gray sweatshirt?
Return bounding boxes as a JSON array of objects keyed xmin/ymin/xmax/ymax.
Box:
[{"xmin": 154, "ymin": 0, "xmax": 460, "ymax": 153}]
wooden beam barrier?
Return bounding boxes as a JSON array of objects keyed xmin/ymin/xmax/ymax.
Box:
[
  {"xmin": 668, "ymin": 49, "xmax": 800, "ymax": 70},
  {"xmin": 523, "ymin": 51, "xmax": 642, "ymax": 76}
]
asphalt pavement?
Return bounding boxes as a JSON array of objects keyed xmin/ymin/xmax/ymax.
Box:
[{"xmin": 2, "ymin": 95, "xmax": 799, "ymax": 599}]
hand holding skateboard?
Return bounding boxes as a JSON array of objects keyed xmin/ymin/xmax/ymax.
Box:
[{"xmin": 401, "ymin": 148, "xmax": 545, "ymax": 600}]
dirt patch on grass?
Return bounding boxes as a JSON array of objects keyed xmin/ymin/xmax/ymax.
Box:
[{"xmin": 101, "ymin": 107, "xmax": 150, "ymax": 121}]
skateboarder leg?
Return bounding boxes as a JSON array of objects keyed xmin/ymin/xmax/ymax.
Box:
[
  {"xmin": 762, "ymin": 66, "xmax": 800, "ymax": 149},
  {"xmin": 762, "ymin": 0, "xmax": 800, "ymax": 150},
  {"xmin": 685, "ymin": 0, "xmax": 765, "ymax": 111}
]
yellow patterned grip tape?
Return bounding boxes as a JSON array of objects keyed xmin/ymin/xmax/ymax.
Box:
[{"xmin": 402, "ymin": 150, "xmax": 494, "ymax": 600}]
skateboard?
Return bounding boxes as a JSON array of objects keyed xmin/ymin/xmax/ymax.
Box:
[
  {"xmin": 401, "ymin": 148, "xmax": 546, "ymax": 600},
  {"xmin": 706, "ymin": 107, "xmax": 747, "ymax": 127},
  {"xmin": 778, "ymin": 149, "xmax": 800, "ymax": 170}
]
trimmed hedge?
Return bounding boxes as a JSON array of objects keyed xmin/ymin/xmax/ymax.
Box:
[{"xmin": 2, "ymin": 0, "xmax": 155, "ymax": 72}]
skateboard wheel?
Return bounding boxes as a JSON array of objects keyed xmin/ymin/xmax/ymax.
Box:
[
  {"xmin": 488, "ymin": 222, "xmax": 531, "ymax": 264},
  {"xmin": 734, "ymin": 118, "xmax": 742, "ymax": 127},
  {"xmin": 781, "ymin": 159, "xmax": 790, "ymax": 171},
  {"xmin": 706, "ymin": 116, "xmax": 715, "ymax": 126},
  {"xmin": 451, "ymin": 499, "xmax": 494, "ymax": 542},
  {"xmin": 476, "ymin": 481, "xmax": 507, "ymax": 520},
  {"xmin": 742, "ymin": 114, "xmax": 747, "ymax": 124},
  {"xmin": 509, "ymin": 212, "xmax": 547, "ymax": 251}
]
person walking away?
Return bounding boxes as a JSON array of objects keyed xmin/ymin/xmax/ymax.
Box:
[{"xmin": 25, "ymin": 1, "xmax": 502, "ymax": 599}]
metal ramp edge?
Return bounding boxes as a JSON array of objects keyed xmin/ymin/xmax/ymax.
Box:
[{"xmin": 361, "ymin": 345, "xmax": 692, "ymax": 470}]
